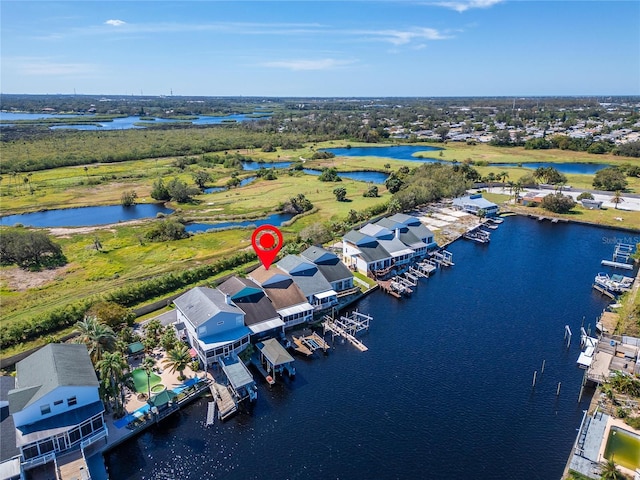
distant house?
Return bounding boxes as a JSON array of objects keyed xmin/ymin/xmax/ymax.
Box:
[
  {"xmin": 520, "ymin": 191, "xmax": 547, "ymax": 206},
  {"xmin": 7, "ymin": 344, "xmax": 107, "ymax": 471},
  {"xmin": 276, "ymin": 255, "xmax": 338, "ymax": 312},
  {"xmin": 452, "ymin": 193, "xmax": 499, "ymax": 216},
  {"xmin": 300, "ymin": 246, "xmax": 355, "ymax": 294},
  {"xmin": 174, "ymin": 286, "xmax": 251, "ymax": 367},
  {"xmin": 249, "ymin": 266, "xmax": 314, "ymax": 329},
  {"xmin": 581, "ymin": 199, "xmax": 603, "ymax": 210},
  {"xmin": 218, "ymin": 276, "xmax": 284, "ymax": 341}
]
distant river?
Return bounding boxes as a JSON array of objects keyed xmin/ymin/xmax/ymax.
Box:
[
  {"xmin": 0, "ymin": 112, "xmax": 267, "ymax": 130},
  {"xmin": 322, "ymin": 145, "xmax": 609, "ymax": 175},
  {"xmin": 105, "ymin": 216, "xmax": 624, "ymax": 480}
]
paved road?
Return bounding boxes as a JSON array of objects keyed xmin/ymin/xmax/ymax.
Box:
[{"xmin": 483, "ymin": 186, "xmax": 640, "ymax": 212}]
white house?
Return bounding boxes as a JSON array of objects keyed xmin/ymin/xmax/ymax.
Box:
[
  {"xmin": 7, "ymin": 344, "xmax": 107, "ymax": 471},
  {"xmin": 342, "ymin": 230, "xmax": 393, "ymax": 276},
  {"xmin": 452, "ymin": 193, "xmax": 499, "ymax": 217},
  {"xmin": 174, "ymin": 286, "xmax": 251, "ymax": 367}
]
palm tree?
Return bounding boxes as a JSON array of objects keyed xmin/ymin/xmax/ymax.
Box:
[
  {"xmin": 611, "ymin": 191, "xmax": 624, "ymax": 209},
  {"xmin": 600, "ymin": 458, "xmax": 625, "ymax": 479},
  {"xmin": 75, "ymin": 316, "xmax": 117, "ymax": 364},
  {"xmin": 512, "ymin": 182, "xmax": 522, "ymax": 204},
  {"xmin": 163, "ymin": 344, "xmax": 191, "ymax": 381},
  {"xmin": 96, "ymin": 351, "xmax": 128, "ymax": 416},
  {"xmin": 142, "ymin": 356, "xmax": 156, "ymax": 400}
]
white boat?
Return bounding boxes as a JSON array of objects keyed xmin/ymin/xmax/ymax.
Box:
[
  {"xmin": 594, "ymin": 272, "xmax": 634, "ymax": 293},
  {"xmin": 489, "ymin": 217, "xmax": 504, "ymax": 224}
]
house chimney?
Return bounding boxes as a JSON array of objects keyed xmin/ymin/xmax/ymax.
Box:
[
  {"xmin": 395, "ymin": 228, "xmax": 400, "ymax": 239},
  {"xmin": 224, "ymin": 294, "xmax": 232, "ymax": 305}
]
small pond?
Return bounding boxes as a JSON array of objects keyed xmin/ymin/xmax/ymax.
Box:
[
  {"xmin": 186, "ymin": 212, "xmax": 295, "ymax": 233},
  {"xmin": 0, "ymin": 204, "xmax": 173, "ymax": 228},
  {"xmin": 302, "ymin": 169, "xmax": 389, "ymax": 184},
  {"xmin": 203, "ymin": 176, "xmax": 257, "ymax": 193},
  {"xmin": 241, "ymin": 161, "xmax": 293, "ymax": 171}
]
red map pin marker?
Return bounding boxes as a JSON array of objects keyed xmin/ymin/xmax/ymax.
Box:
[{"xmin": 251, "ymin": 225, "xmax": 283, "ymax": 270}]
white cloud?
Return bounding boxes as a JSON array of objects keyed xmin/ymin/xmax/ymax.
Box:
[
  {"xmin": 373, "ymin": 27, "xmax": 450, "ymax": 45},
  {"xmin": 430, "ymin": 0, "xmax": 504, "ymax": 12},
  {"xmin": 105, "ymin": 19, "xmax": 126, "ymax": 27},
  {"xmin": 9, "ymin": 58, "xmax": 99, "ymax": 77},
  {"xmin": 261, "ymin": 58, "xmax": 354, "ymax": 71}
]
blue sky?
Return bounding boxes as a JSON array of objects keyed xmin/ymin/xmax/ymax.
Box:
[{"xmin": 1, "ymin": 1, "xmax": 638, "ymax": 97}]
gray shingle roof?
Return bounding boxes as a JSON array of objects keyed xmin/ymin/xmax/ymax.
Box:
[
  {"xmin": 276, "ymin": 255, "xmax": 333, "ymax": 297},
  {"xmin": 300, "ymin": 246, "xmax": 353, "ymax": 284},
  {"xmin": 9, "ymin": 344, "xmax": 98, "ymax": 414},
  {"xmin": 173, "ymin": 286, "xmax": 243, "ymax": 328},
  {"xmin": 256, "ymin": 338, "xmax": 294, "ymax": 366},
  {"xmin": 357, "ymin": 243, "xmax": 392, "ymax": 263}
]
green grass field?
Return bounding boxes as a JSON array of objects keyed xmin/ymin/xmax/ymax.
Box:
[{"xmin": 2, "ymin": 140, "xmax": 639, "ymax": 359}]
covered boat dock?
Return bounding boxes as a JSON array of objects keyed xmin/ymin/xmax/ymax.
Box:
[
  {"xmin": 219, "ymin": 355, "xmax": 257, "ymax": 402},
  {"xmin": 254, "ymin": 338, "xmax": 296, "ymax": 383}
]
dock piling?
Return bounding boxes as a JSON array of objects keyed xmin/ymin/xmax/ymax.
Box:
[
  {"xmin": 532, "ymin": 370, "xmax": 537, "ymax": 387},
  {"xmin": 541, "ymin": 360, "xmax": 546, "ymax": 374},
  {"xmin": 556, "ymin": 382, "xmax": 561, "ymax": 396}
]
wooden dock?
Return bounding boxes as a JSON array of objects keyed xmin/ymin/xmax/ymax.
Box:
[
  {"xmin": 291, "ymin": 332, "xmax": 329, "ymax": 356},
  {"xmin": 323, "ymin": 311, "xmax": 372, "ymax": 352},
  {"xmin": 209, "ymin": 383, "xmax": 237, "ymax": 421},
  {"xmin": 57, "ymin": 449, "xmax": 89, "ymax": 480},
  {"xmin": 376, "ymin": 279, "xmax": 402, "ymax": 298},
  {"xmin": 323, "ymin": 320, "xmax": 368, "ymax": 352}
]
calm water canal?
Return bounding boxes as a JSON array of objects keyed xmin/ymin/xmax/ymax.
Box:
[{"xmin": 105, "ymin": 216, "xmax": 624, "ymax": 480}]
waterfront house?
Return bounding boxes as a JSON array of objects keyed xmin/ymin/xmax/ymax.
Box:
[
  {"xmin": 353, "ymin": 224, "xmax": 414, "ymax": 272},
  {"xmin": 452, "ymin": 193, "xmax": 499, "ymax": 216},
  {"xmin": 173, "ymin": 287, "xmax": 251, "ymax": 368},
  {"xmin": 300, "ymin": 246, "xmax": 355, "ymax": 294},
  {"xmin": 377, "ymin": 213, "xmax": 437, "ymax": 257},
  {"xmin": 218, "ymin": 276, "xmax": 284, "ymax": 342},
  {"xmin": 342, "ymin": 230, "xmax": 393, "ymax": 277},
  {"xmin": 7, "ymin": 344, "xmax": 107, "ymax": 472},
  {"xmin": 276, "ymin": 255, "xmax": 338, "ymax": 312},
  {"xmin": 249, "ymin": 266, "xmax": 314, "ymax": 329}
]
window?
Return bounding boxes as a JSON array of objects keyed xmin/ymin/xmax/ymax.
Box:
[
  {"xmin": 69, "ymin": 428, "xmax": 81, "ymax": 444},
  {"xmin": 53, "ymin": 400, "xmax": 63, "ymax": 406},
  {"xmin": 67, "ymin": 396, "xmax": 77, "ymax": 407},
  {"xmin": 80, "ymin": 423, "xmax": 92, "ymax": 437},
  {"xmin": 40, "ymin": 404, "xmax": 51, "ymax": 415},
  {"xmin": 217, "ymin": 321, "xmax": 224, "ymax": 326},
  {"xmin": 22, "ymin": 445, "xmax": 39, "ymax": 460}
]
